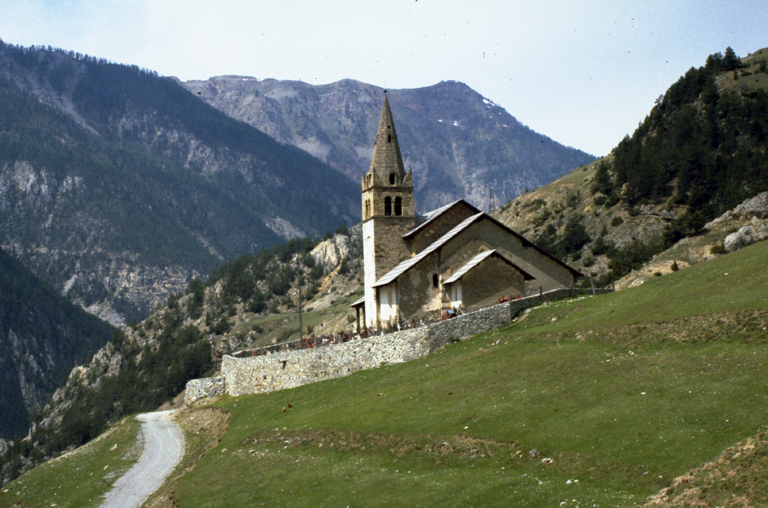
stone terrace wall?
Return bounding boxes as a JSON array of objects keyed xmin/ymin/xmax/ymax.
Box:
[
  {"xmin": 221, "ymin": 327, "xmax": 430, "ymax": 397},
  {"xmin": 186, "ymin": 376, "xmax": 225, "ymax": 403},
  {"xmin": 427, "ymin": 301, "xmax": 512, "ymax": 351},
  {"xmin": 185, "ymin": 287, "xmax": 613, "ymax": 403}
]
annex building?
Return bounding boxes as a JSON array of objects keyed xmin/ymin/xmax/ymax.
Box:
[{"xmin": 353, "ymin": 94, "xmax": 582, "ymax": 330}]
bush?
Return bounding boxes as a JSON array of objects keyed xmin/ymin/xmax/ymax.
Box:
[
  {"xmin": 605, "ymin": 192, "xmax": 621, "ymax": 208},
  {"xmin": 610, "ymin": 216, "xmax": 624, "ymax": 227},
  {"xmin": 591, "ymin": 236, "xmax": 616, "ymax": 257},
  {"xmin": 710, "ymin": 242, "xmax": 727, "ymax": 255}
]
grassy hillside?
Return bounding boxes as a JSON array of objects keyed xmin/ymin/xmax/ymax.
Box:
[
  {"xmin": 5, "ymin": 240, "xmax": 766, "ymax": 507},
  {"xmin": 170, "ymin": 242, "xmax": 768, "ymax": 508}
]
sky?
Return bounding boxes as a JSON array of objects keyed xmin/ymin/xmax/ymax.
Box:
[{"xmin": 1, "ymin": 0, "xmax": 766, "ymax": 156}]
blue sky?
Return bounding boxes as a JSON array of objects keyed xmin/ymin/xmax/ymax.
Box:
[{"xmin": 2, "ymin": 0, "xmax": 766, "ymax": 156}]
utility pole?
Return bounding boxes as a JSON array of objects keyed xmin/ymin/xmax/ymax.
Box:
[
  {"xmin": 297, "ymin": 286, "xmax": 303, "ymax": 338},
  {"xmin": 488, "ymin": 187, "xmax": 496, "ymax": 213}
]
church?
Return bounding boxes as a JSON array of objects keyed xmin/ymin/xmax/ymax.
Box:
[{"xmin": 352, "ymin": 94, "xmax": 582, "ymax": 330}]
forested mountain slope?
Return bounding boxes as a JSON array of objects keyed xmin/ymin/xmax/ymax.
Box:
[
  {"xmin": 496, "ymin": 47, "xmax": 768, "ymax": 284},
  {"xmin": 0, "ymin": 41, "xmax": 358, "ymax": 326},
  {"xmin": 183, "ymin": 77, "xmax": 596, "ymax": 212},
  {"xmin": 0, "ymin": 247, "xmax": 116, "ymax": 441}
]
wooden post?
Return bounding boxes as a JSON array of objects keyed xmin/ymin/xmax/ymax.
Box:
[{"xmin": 355, "ymin": 306, "xmax": 361, "ymax": 334}]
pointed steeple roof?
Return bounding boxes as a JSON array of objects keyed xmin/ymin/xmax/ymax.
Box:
[{"xmin": 367, "ymin": 92, "xmax": 407, "ymax": 182}]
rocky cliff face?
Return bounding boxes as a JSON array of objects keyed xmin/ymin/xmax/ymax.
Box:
[{"xmin": 183, "ymin": 77, "xmax": 596, "ymax": 212}]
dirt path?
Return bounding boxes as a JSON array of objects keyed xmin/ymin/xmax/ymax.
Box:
[{"xmin": 99, "ymin": 410, "xmax": 184, "ymax": 508}]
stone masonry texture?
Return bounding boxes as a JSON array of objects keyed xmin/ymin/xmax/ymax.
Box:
[{"xmin": 185, "ymin": 288, "xmax": 612, "ymax": 403}]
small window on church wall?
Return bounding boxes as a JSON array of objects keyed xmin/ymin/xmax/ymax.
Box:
[
  {"xmin": 387, "ymin": 134, "xmax": 392, "ymax": 143},
  {"xmin": 394, "ymin": 197, "xmax": 402, "ymax": 216},
  {"xmin": 389, "ymin": 173, "xmax": 396, "ymax": 185},
  {"xmin": 384, "ymin": 196, "xmax": 392, "ymax": 216},
  {"xmin": 432, "ymin": 274, "xmax": 439, "ymax": 288}
]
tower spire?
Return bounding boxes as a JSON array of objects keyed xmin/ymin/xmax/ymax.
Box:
[{"xmin": 368, "ymin": 92, "xmax": 407, "ymax": 183}]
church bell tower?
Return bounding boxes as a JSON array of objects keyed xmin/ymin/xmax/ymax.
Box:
[{"xmin": 362, "ymin": 92, "xmax": 415, "ymax": 328}]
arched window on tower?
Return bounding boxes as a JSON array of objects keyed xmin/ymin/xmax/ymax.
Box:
[
  {"xmin": 387, "ymin": 134, "xmax": 392, "ymax": 143},
  {"xmin": 394, "ymin": 197, "xmax": 402, "ymax": 216},
  {"xmin": 365, "ymin": 199, "xmax": 370, "ymax": 218},
  {"xmin": 366, "ymin": 174, "xmax": 372, "ymax": 187},
  {"xmin": 384, "ymin": 196, "xmax": 392, "ymax": 216},
  {"xmin": 389, "ymin": 173, "xmax": 396, "ymax": 185}
]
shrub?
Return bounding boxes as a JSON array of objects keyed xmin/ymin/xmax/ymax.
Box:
[
  {"xmin": 610, "ymin": 216, "xmax": 624, "ymax": 227},
  {"xmin": 710, "ymin": 243, "xmax": 727, "ymax": 255},
  {"xmin": 605, "ymin": 192, "xmax": 620, "ymax": 208},
  {"xmin": 591, "ymin": 236, "xmax": 615, "ymax": 257}
]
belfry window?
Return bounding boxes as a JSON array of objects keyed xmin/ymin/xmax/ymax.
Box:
[
  {"xmin": 387, "ymin": 134, "xmax": 392, "ymax": 143},
  {"xmin": 365, "ymin": 199, "xmax": 370, "ymax": 218},
  {"xmin": 384, "ymin": 196, "xmax": 392, "ymax": 216},
  {"xmin": 389, "ymin": 173, "xmax": 396, "ymax": 185},
  {"xmin": 394, "ymin": 197, "xmax": 402, "ymax": 216},
  {"xmin": 432, "ymin": 274, "xmax": 439, "ymax": 288}
]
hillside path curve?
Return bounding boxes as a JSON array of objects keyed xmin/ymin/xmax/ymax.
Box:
[{"xmin": 99, "ymin": 409, "xmax": 184, "ymax": 508}]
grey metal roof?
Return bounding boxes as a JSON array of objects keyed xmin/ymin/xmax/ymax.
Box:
[
  {"xmin": 350, "ymin": 295, "xmax": 366, "ymax": 308},
  {"xmin": 443, "ymin": 250, "xmax": 497, "ymax": 284},
  {"xmin": 443, "ymin": 249, "xmax": 536, "ymax": 285},
  {"xmin": 403, "ymin": 199, "xmax": 481, "ymax": 239},
  {"xmin": 373, "ymin": 212, "xmax": 485, "ymax": 288}
]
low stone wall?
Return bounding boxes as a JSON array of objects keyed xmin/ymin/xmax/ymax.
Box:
[
  {"xmin": 185, "ymin": 287, "xmax": 613, "ymax": 402},
  {"xmin": 185, "ymin": 376, "xmax": 225, "ymax": 403},
  {"xmin": 221, "ymin": 327, "xmax": 430, "ymax": 397},
  {"xmin": 427, "ymin": 302, "xmax": 512, "ymax": 351}
]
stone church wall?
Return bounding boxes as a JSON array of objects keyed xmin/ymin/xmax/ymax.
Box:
[{"xmin": 185, "ymin": 288, "xmax": 613, "ymax": 403}]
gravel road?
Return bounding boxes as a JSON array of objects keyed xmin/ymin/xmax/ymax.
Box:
[{"xmin": 99, "ymin": 410, "xmax": 185, "ymax": 508}]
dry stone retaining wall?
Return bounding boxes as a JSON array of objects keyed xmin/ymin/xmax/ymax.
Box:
[{"xmin": 185, "ymin": 287, "xmax": 612, "ymax": 403}]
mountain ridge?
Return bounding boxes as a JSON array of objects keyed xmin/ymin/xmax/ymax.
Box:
[
  {"xmin": 0, "ymin": 41, "xmax": 359, "ymax": 326},
  {"xmin": 182, "ymin": 76, "xmax": 596, "ymax": 212}
]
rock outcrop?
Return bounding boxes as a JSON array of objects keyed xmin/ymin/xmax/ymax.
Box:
[{"xmin": 711, "ymin": 192, "xmax": 768, "ymax": 252}]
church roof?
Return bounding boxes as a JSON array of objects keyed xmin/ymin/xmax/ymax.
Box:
[
  {"xmin": 373, "ymin": 212, "xmax": 485, "ymax": 288},
  {"xmin": 374, "ymin": 210, "xmax": 583, "ymax": 288},
  {"xmin": 443, "ymin": 249, "xmax": 535, "ymax": 285},
  {"xmin": 403, "ymin": 199, "xmax": 481, "ymax": 239}
]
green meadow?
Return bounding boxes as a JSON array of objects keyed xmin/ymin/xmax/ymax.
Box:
[
  {"xmin": 174, "ymin": 241, "xmax": 768, "ymax": 507},
  {"xmin": 0, "ymin": 417, "xmax": 141, "ymax": 508},
  {"xmin": 3, "ymin": 241, "xmax": 767, "ymax": 507}
]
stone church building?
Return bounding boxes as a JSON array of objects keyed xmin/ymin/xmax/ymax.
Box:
[{"xmin": 352, "ymin": 94, "xmax": 581, "ymax": 330}]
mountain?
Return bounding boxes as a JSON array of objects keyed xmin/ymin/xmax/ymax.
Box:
[
  {"xmin": 182, "ymin": 77, "xmax": 596, "ymax": 212},
  {"xmin": 0, "ymin": 41, "xmax": 359, "ymax": 326},
  {"xmin": 495, "ymin": 47, "xmax": 768, "ymax": 286},
  {"xmin": 0, "ymin": 246, "xmax": 116, "ymax": 441}
]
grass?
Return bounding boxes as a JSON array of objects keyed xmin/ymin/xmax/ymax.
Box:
[
  {"xmin": 168, "ymin": 241, "xmax": 768, "ymax": 507},
  {"xmin": 0, "ymin": 416, "xmax": 142, "ymax": 508},
  {"xmin": 5, "ymin": 242, "xmax": 767, "ymax": 507}
]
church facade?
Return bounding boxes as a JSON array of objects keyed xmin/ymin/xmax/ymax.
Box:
[{"xmin": 353, "ymin": 94, "xmax": 582, "ymax": 330}]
